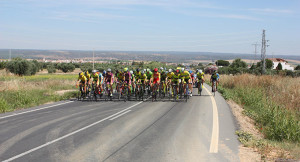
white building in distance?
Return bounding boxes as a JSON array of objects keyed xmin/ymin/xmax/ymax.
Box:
[{"xmin": 268, "ymin": 58, "xmax": 294, "ymax": 71}]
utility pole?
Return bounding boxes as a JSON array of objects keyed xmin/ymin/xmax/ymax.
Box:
[
  {"xmin": 252, "ymin": 42, "xmax": 259, "ymax": 65},
  {"xmin": 93, "ymin": 49, "xmax": 95, "ymax": 70},
  {"xmin": 261, "ymin": 29, "xmax": 269, "ymax": 74}
]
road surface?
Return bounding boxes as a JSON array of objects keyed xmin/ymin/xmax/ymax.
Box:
[{"xmin": 0, "ymin": 84, "xmax": 240, "ymax": 162}]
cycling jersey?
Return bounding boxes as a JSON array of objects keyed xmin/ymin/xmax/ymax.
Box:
[
  {"xmin": 91, "ymin": 73, "xmax": 99, "ymax": 81},
  {"xmin": 180, "ymin": 71, "xmax": 190, "ymax": 79},
  {"xmin": 117, "ymin": 73, "xmax": 124, "ymax": 81},
  {"xmin": 78, "ymin": 75, "xmax": 87, "ymax": 83},
  {"xmin": 85, "ymin": 73, "xmax": 91, "ymax": 81},
  {"xmin": 139, "ymin": 74, "xmax": 147, "ymax": 80},
  {"xmin": 211, "ymin": 73, "xmax": 218, "ymax": 81},
  {"xmin": 167, "ymin": 72, "xmax": 174, "ymax": 79},
  {"xmin": 134, "ymin": 71, "xmax": 141, "ymax": 79},
  {"xmin": 151, "ymin": 72, "xmax": 160, "ymax": 84},
  {"xmin": 197, "ymin": 72, "xmax": 204, "ymax": 79},
  {"xmin": 131, "ymin": 74, "xmax": 135, "ymax": 82},
  {"xmin": 124, "ymin": 72, "xmax": 131, "ymax": 81},
  {"xmin": 146, "ymin": 71, "xmax": 153, "ymax": 80},
  {"xmin": 161, "ymin": 73, "xmax": 167, "ymax": 81},
  {"xmin": 106, "ymin": 72, "xmax": 114, "ymax": 83},
  {"xmin": 172, "ymin": 73, "xmax": 181, "ymax": 81}
]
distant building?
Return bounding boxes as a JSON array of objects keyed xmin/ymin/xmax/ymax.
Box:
[{"xmin": 268, "ymin": 58, "xmax": 294, "ymax": 71}]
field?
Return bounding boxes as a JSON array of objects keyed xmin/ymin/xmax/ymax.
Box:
[
  {"xmin": 0, "ymin": 70, "xmax": 77, "ymax": 113},
  {"xmin": 206, "ymin": 74, "xmax": 300, "ymax": 160}
]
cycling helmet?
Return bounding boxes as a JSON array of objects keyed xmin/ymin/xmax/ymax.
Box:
[
  {"xmin": 154, "ymin": 68, "xmax": 158, "ymax": 72},
  {"xmin": 85, "ymin": 71, "xmax": 89, "ymax": 75},
  {"xmin": 124, "ymin": 67, "xmax": 128, "ymax": 72},
  {"xmin": 92, "ymin": 70, "xmax": 97, "ymax": 73},
  {"xmin": 103, "ymin": 70, "xmax": 106, "ymax": 75},
  {"xmin": 199, "ymin": 70, "xmax": 203, "ymax": 73},
  {"xmin": 176, "ymin": 69, "xmax": 180, "ymax": 73},
  {"xmin": 107, "ymin": 68, "xmax": 111, "ymax": 72},
  {"xmin": 189, "ymin": 70, "xmax": 192, "ymax": 74},
  {"xmin": 136, "ymin": 69, "xmax": 140, "ymax": 72},
  {"xmin": 162, "ymin": 71, "xmax": 166, "ymax": 74},
  {"xmin": 130, "ymin": 70, "xmax": 133, "ymax": 74},
  {"xmin": 160, "ymin": 67, "xmax": 164, "ymax": 71},
  {"xmin": 146, "ymin": 68, "xmax": 150, "ymax": 72},
  {"xmin": 168, "ymin": 69, "xmax": 172, "ymax": 73},
  {"xmin": 116, "ymin": 70, "xmax": 119, "ymax": 73},
  {"xmin": 181, "ymin": 68, "xmax": 185, "ymax": 72},
  {"xmin": 79, "ymin": 72, "xmax": 84, "ymax": 76},
  {"xmin": 141, "ymin": 70, "xmax": 145, "ymax": 74}
]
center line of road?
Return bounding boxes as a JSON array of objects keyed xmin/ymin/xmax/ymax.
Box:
[
  {"xmin": 109, "ymin": 110, "xmax": 131, "ymax": 120},
  {"xmin": 0, "ymin": 101, "xmax": 74, "ymax": 120},
  {"xmin": 203, "ymin": 85, "xmax": 219, "ymax": 153},
  {"xmin": 2, "ymin": 101, "xmax": 145, "ymax": 162}
]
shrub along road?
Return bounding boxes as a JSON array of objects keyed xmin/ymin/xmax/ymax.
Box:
[{"xmin": 0, "ymin": 84, "xmax": 240, "ymax": 162}]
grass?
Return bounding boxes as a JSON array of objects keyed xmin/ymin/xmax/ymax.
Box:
[
  {"xmin": 206, "ymin": 74, "xmax": 300, "ymax": 160},
  {"xmin": 0, "ymin": 70, "xmax": 77, "ymax": 113}
]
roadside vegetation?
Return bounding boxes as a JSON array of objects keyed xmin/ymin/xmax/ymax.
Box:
[
  {"xmin": 0, "ymin": 70, "xmax": 77, "ymax": 113},
  {"xmin": 206, "ymin": 74, "xmax": 300, "ymax": 160}
]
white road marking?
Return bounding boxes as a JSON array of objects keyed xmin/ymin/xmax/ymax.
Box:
[
  {"xmin": 0, "ymin": 101, "xmax": 74, "ymax": 120},
  {"xmin": 203, "ymin": 86, "xmax": 219, "ymax": 153},
  {"xmin": 109, "ymin": 110, "xmax": 131, "ymax": 120},
  {"xmin": 2, "ymin": 101, "xmax": 144, "ymax": 162}
]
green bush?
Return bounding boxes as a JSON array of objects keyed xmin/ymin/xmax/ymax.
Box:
[
  {"xmin": 47, "ymin": 64, "xmax": 56, "ymax": 73},
  {"xmin": 5, "ymin": 58, "xmax": 38, "ymax": 76},
  {"xmin": 218, "ymin": 86, "xmax": 300, "ymax": 142},
  {"xmin": 0, "ymin": 97, "xmax": 9, "ymax": 113}
]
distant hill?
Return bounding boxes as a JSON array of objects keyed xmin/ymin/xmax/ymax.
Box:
[{"xmin": 0, "ymin": 49, "xmax": 299, "ymax": 63}]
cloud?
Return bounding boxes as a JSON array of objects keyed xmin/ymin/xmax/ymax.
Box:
[
  {"xmin": 249, "ymin": 8, "xmax": 293, "ymax": 14},
  {"xmin": 48, "ymin": 11, "xmax": 129, "ymax": 23}
]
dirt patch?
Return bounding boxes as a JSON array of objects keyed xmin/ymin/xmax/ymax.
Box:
[
  {"xmin": 55, "ymin": 90, "xmax": 76, "ymax": 96},
  {"xmin": 227, "ymin": 100, "xmax": 263, "ymax": 162}
]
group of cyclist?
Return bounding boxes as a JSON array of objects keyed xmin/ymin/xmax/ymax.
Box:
[{"xmin": 76, "ymin": 67, "xmax": 220, "ymax": 98}]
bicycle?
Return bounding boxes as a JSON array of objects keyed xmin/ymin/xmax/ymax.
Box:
[
  {"xmin": 212, "ymin": 80, "xmax": 216, "ymax": 96},
  {"xmin": 91, "ymin": 81, "xmax": 99, "ymax": 101},
  {"xmin": 77, "ymin": 83, "xmax": 87, "ymax": 101},
  {"xmin": 152, "ymin": 83, "xmax": 159, "ymax": 102},
  {"xmin": 197, "ymin": 80, "xmax": 203, "ymax": 96},
  {"xmin": 172, "ymin": 83, "xmax": 179, "ymax": 102},
  {"xmin": 105, "ymin": 83, "xmax": 113, "ymax": 101}
]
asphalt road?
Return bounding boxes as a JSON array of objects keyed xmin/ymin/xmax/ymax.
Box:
[{"xmin": 0, "ymin": 84, "xmax": 240, "ymax": 162}]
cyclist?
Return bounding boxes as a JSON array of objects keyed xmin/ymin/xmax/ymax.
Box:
[
  {"xmin": 77, "ymin": 72, "xmax": 87, "ymax": 95},
  {"xmin": 210, "ymin": 70, "xmax": 219, "ymax": 92},
  {"xmin": 190, "ymin": 70, "xmax": 195, "ymax": 87},
  {"xmin": 150, "ymin": 68, "xmax": 160, "ymax": 94},
  {"xmin": 171, "ymin": 69, "xmax": 181, "ymax": 97},
  {"xmin": 130, "ymin": 70, "xmax": 135, "ymax": 93},
  {"xmin": 124, "ymin": 68, "xmax": 132, "ymax": 94},
  {"xmin": 196, "ymin": 69, "xmax": 205, "ymax": 91},
  {"xmin": 116, "ymin": 69, "xmax": 124, "ymax": 94},
  {"xmin": 85, "ymin": 71, "xmax": 91, "ymax": 93},
  {"xmin": 166, "ymin": 69, "xmax": 174, "ymax": 95},
  {"xmin": 160, "ymin": 70, "xmax": 167, "ymax": 94},
  {"xmin": 91, "ymin": 70, "xmax": 100, "ymax": 94},
  {"xmin": 137, "ymin": 70, "xmax": 147, "ymax": 93},
  {"xmin": 105, "ymin": 68, "xmax": 114, "ymax": 96},
  {"xmin": 180, "ymin": 68, "xmax": 192, "ymax": 97}
]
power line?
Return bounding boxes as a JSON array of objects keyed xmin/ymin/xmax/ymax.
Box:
[{"xmin": 252, "ymin": 42, "xmax": 260, "ymax": 65}]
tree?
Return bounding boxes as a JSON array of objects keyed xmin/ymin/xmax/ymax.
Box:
[
  {"xmin": 276, "ymin": 62, "xmax": 283, "ymax": 70},
  {"xmin": 230, "ymin": 58, "xmax": 247, "ymax": 68},
  {"xmin": 215, "ymin": 60, "xmax": 230, "ymax": 66},
  {"xmin": 47, "ymin": 64, "xmax": 56, "ymax": 73},
  {"xmin": 257, "ymin": 59, "xmax": 273, "ymax": 69},
  {"xmin": 295, "ymin": 65, "xmax": 300, "ymax": 70},
  {"xmin": 0, "ymin": 62, "xmax": 6, "ymax": 70},
  {"xmin": 57, "ymin": 63, "xmax": 75, "ymax": 73},
  {"xmin": 5, "ymin": 58, "xmax": 38, "ymax": 76}
]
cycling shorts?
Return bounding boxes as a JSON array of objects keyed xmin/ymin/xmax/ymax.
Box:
[
  {"xmin": 153, "ymin": 78, "xmax": 159, "ymax": 84},
  {"xmin": 125, "ymin": 80, "xmax": 131, "ymax": 85},
  {"xmin": 184, "ymin": 78, "xmax": 190, "ymax": 84}
]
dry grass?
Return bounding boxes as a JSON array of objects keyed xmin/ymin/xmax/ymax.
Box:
[{"xmin": 219, "ymin": 74, "xmax": 300, "ymax": 112}]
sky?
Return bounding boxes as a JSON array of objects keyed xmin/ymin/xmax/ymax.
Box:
[{"xmin": 0, "ymin": 0, "xmax": 300, "ymax": 55}]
